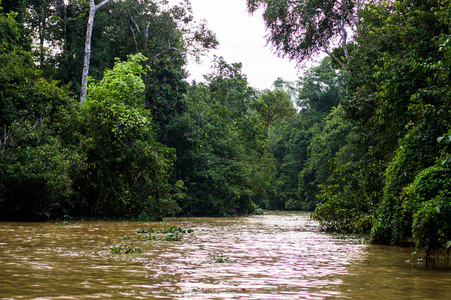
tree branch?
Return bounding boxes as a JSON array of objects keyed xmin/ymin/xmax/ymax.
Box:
[
  {"xmin": 151, "ymin": 39, "xmax": 183, "ymax": 61},
  {"xmin": 341, "ymin": 0, "xmax": 359, "ymax": 32},
  {"xmin": 143, "ymin": 20, "xmax": 151, "ymax": 49},
  {"xmin": 306, "ymin": 13, "xmax": 346, "ymax": 68},
  {"xmin": 95, "ymin": 0, "xmax": 110, "ymax": 10},
  {"xmin": 126, "ymin": 17, "xmax": 139, "ymax": 53}
]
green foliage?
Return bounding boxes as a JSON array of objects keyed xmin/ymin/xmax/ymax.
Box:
[
  {"xmin": 0, "ymin": 0, "xmax": 273, "ymax": 222},
  {"xmin": 0, "ymin": 121, "xmax": 77, "ymax": 220},
  {"xmin": 404, "ymin": 163, "xmax": 451, "ymax": 266},
  {"xmin": 298, "ymin": 106, "xmax": 353, "ymax": 210},
  {"xmin": 371, "ymin": 127, "xmax": 440, "ymax": 245},
  {"xmin": 0, "ymin": 10, "xmax": 21, "ymax": 51},
  {"xmin": 35, "ymin": 0, "xmax": 217, "ymax": 98},
  {"xmin": 296, "ymin": 57, "xmax": 344, "ymax": 112},
  {"xmin": 167, "ymin": 59, "xmax": 263, "ymax": 217},
  {"xmin": 246, "ymin": 0, "xmax": 357, "ymax": 66},
  {"xmin": 137, "ymin": 226, "xmax": 193, "ymax": 241},
  {"xmin": 266, "ymin": 57, "xmax": 346, "ymax": 211},
  {"xmin": 314, "ymin": 160, "xmax": 376, "ymax": 233},
  {"xmin": 76, "ymin": 54, "xmax": 179, "ymax": 219},
  {"xmin": 110, "ymin": 243, "xmax": 143, "ymax": 254},
  {"xmin": 212, "ymin": 252, "xmax": 236, "ymax": 263},
  {"xmin": 0, "ymin": 0, "xmax": 30, "ymax": 51},
  {"xmin": 87, "ymin": 54, "xmax": 147, "ymax": 105},
  {"xmin": 0, "ymin": 10, "xmax": 82, "ymax": 220},
  {"xmin": 315, "ymin": 0, "xmax": 451, "ymax": 262},
  {"xmin": 0, "ymin": 0, "xmax": 26, "ymax": 22},
  {"xmin": 253, "ymin": 89, "xmax": 295, "ymax": 137}
]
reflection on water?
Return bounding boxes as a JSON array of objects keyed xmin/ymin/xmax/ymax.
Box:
[{"xmin": 0, "ymin": 212, "xmax": 449, "ymax": 299}]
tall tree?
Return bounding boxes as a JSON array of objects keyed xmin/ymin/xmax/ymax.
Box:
[
  {"xmin": 167, "ymin": 58, "xmax": 264, "ymax": 216},
  {"xmin": 266, "ymin": 57, "xmax": 346, "ymax": 211},
  {"xmin": 253, "ymin": 89, "xmax": 296, "ymax": 137},
  {"xmin": 312, "ymin": 0, "xmax": 451, "ymax": 262},
  {"xmin": 247, "ymin": 0, "xmax": 368, "ymax": 67},
  {"xmin": 297, "ymin": 57, "xmax": 343, "ymax": 112},
  {"xmin": 0, "ymin": 6, "xmax": 81, "ymax": 220},
  {"xmin": 80, "ymin": 0, "xmax": 110, "ymax": 104},
  {"xmin": 77, "ymin": 53, "xmax": 180, "ymax": 219}
]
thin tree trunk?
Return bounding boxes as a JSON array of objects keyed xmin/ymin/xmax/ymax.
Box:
[
  {"xmin": 80, "ymin": 0, "xmax": 111, "ymax": 105},
  {"xmin": 63, "ymin": 2, "xmax": 68, "ymax": 61},
  {"xmin": 39, "ymin": 11, "xmax": 45, "ymax": 69},
  {"xmin": 126, "ymin": 17, "xmax": 139, "ymax": 53}
]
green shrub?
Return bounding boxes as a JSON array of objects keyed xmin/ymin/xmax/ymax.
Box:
[{"xmin": 404, "ymin": 164, "xmax": 451, "ymax": 266}]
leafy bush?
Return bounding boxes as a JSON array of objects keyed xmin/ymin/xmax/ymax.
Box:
[
  {"xmin": 75, "ymin": 54, "xmax": 179, "ymax": 219},
  {"xmin": 371, "ymin": 127, "xmax": 439, "ymax": 245},
  {"xmin": 313, "ymin": 162, "xmax": 375, "ymax": 233},
  {"xmin": 404, "ymin": 164, "xmax": 451, "ymax": 265}
]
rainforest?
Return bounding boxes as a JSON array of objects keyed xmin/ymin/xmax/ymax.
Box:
[{"xmin": 0, "ymin": 0, "xmax": 450, "ymax": 265}]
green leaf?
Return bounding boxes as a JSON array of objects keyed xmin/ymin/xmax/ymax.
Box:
[{"xmin": 445, "ymin": 241, "xmax": 451, "ymax": 249}]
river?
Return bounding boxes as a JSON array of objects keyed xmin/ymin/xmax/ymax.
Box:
[{"xmin": 0, "ymin": 212, "xmax": 449, "ymax": 299}]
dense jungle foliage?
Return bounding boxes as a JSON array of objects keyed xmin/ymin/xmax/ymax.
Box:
[{"xmin": 0, "ymin": 0, "xmax": 450, "ymax": 263}]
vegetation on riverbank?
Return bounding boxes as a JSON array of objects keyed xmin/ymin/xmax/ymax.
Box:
[{"xmin": 0, "ymin": 0, "xmax": 450, "ymax": 264}]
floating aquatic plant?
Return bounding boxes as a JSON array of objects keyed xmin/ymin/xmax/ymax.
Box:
[
  {"xmin": 110, "ymin": 243, "xmax": 143, "ymax": 254},
  {"xmin": 212, "ymin": 252, "xmax": 236, "ymax": 263},
  {"xmin": 137, "ymin": 226, "xmax": 193, "ymax": 242},
  {"xmin": 137, "ymin": 228, "xmax": 153, "ymax": 234},
  {"xmin": 55, "ymin": 220, "xmax": 68, "ymax": 226}
]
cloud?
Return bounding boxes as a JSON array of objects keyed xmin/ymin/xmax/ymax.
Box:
[{"xmin": 184, "ymin": 0, "xmax": 300, "ymax": 90}]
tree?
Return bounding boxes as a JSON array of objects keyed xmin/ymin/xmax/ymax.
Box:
[
  {"xmin": 253, "ymin": 89, "xmax": 296, "ymax": 137},
  {"xmin": 264, "ymin": 56, "xmax": 345, "ymax": 211},
  {"xmin": 365, "ymin": 0, "xmax": 451, "ymax": 250},
  {"xmin": 246, "ymin": 0, "xmax": 367, "ymax": 67},
  {"xmin": 0, "ymin": 7, "xmax": 81, "ymax": 220},
  {"xmin": 310, "ymin": 0, "xmax": 451, "ymax": 263},
  {"xmin": 165, "ymin": 58, "xmax": 265, "ymax": 216},
  {"xmin": 266, "ymin": 113, "xmax": 313, "ymax": 209},
  {"xmin": 25, "ymin": 0, "xmax": 57, "ymax": 70},
  {"xmin": 70, "ymin": 0, "xmax": 217, "ymax": 106},
  {"xmin": 77, "ymin": 53, "xmax": 180, "ymax": 219},
  {"xmin": 80, "ymin": 0, "xmax": 110, "ymax": 104},
  {"xmin": 112, "ymin": 0, "xmax": 217, "ymax": 61},
  {"xmin": 297, "ymin": 57, "xmax": 343, "ymax": 112}
]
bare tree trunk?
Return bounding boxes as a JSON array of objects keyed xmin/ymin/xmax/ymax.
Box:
[
  {"xmin": 126, "ymin": 17, "xmax": 140, "ymax": 53},
  {"xmin": 39, "ymin": 12, "xmax": 45, "ymax": 68},
  {"xmin": 62, "ymin": 1, "xmax": 68, "ymax": 61},
  {"xmin": 80, "ymin": 0, "xmax": 111, "ymax": 105}
]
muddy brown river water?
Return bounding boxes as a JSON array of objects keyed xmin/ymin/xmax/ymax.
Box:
[{"xmin": 0, "ymin": 212, "xmax": 449, "ymax": 299}]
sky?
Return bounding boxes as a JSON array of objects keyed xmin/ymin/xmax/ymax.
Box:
[{"xmin": 183, "ymin": 0, "xmax": 302, "ymax": 90}]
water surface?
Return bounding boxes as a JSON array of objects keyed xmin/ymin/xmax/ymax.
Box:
[{"xmin": 0, "ymin": 212, "xmax": 449, "ymax": 299}]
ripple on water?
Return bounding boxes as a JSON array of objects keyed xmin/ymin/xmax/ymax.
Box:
[{"xmin": 0, "ymin": 212, "xmax": 449, "ymax": 299}]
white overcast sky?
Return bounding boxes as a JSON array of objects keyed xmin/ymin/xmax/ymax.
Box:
[{"xmin": 183, "ymin": 0, "xmax": 302, "ymax": 90}]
